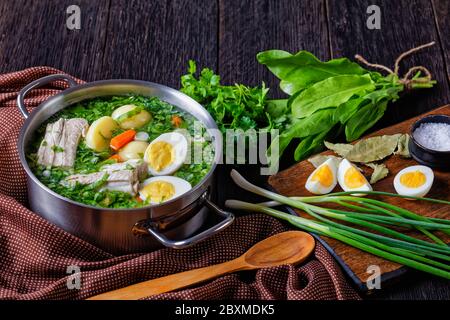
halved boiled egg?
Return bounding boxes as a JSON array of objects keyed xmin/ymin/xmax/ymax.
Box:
[
  {"xmin": 393, "ymin": 165, "xmax": 433, "ymax": 198},
  {"xmin": 305, "ymin": 158, "xmax": 338, "ymax": 194},
  {"xmin": 144, "ymin": 132, "xmax": 188, "ymax": 175},
  {"xmin": 139, "ymin": 176, "xmax": 192, "ymax": 204},
  {"xmin": 337, "ymin": 159, "xmax": 372, "ymax": 195}
]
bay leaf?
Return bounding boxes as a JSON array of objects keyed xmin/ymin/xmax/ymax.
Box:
[
  {"xmin": 345, "ymin": 134, "xmax": 401, "ymax": 163},
  {"xmin": 308, "ymin": 155, "xmax": 343, "ymax": 168},
  {"xmin": 324, "ymin": 141, "xmax": 353, "ymax": 157},
  {"xmin": 365, "ymin": 162, "xmax": 389, "ymax": 184},
  {"xmin": 394, "ymin": 133, "xmax": 411, "ymax": 158}
]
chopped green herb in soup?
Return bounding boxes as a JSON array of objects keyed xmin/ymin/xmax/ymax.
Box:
[{"xmin": 27, "ymin": 95, "xmax": 214, "ymax": 208}]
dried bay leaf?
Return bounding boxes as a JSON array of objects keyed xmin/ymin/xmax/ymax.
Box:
[
  {"xmin": 308, "ymin": 155, "xmax": 343, "ymax": 168},
  {"xmin": 345, "ymin": 134, "xmax": 401, "ymax": 163},
  {"xmin": 394, "ymin": 134, "xmax": 411, "ymax": 158},
  {"xmin": 365, "ymin": 162, "xmax": 389, "ymax": 184},
  {"xmin": 324, "ymin": 141, "xmax": 353, "ymax": 157}
]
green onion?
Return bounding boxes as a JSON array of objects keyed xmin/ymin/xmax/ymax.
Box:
[
  {"xmin": 227, "ymin": 169, "xmax": 450, "ymax": 280},
  {"xmin": 226, "ymin": 200, "xmax": 450, "ymax": 280}
]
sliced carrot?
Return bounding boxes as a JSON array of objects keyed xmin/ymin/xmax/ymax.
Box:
[
  {"xmin": 110, "ymin": 130, "xmax": 136, "ymax": 151},
  {"xmin": 171, "ymin": 115, "xmax": 183, "ymax": 128},
  {"xmin": 135, "ymin": 196, "xmax": 143, "ymax": 203},
  {"xmin": 108, "ymin": 154, "xmax": 122, "ymax": 162}
]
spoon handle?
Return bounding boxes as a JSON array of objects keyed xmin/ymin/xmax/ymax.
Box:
[{"xmin": 87, "ymin": 258, "xmax": 250, "ymax": 300}]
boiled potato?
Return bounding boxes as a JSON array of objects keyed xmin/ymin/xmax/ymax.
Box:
[
  {"xmin": 112, "ymin": 104, "xmax": 152, "ymax": 130},
  {"xmin": 85, "ymin": 116, "xmax": 119, "ymax": 152},
  {"xmin": 118, "ymin": 141, "xmax": 149, "ymax": 161}
]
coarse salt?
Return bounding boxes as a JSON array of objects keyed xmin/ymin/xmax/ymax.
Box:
[{"xmin": 413, "ymin": 122, "xmax": 450, "ymax": 151}]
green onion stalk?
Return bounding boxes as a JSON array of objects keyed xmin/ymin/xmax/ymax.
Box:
[
  {"xmin": 291, "ymin": 192, "xmax": 450, "ymax": 244},
  {"xmin": 226, "ymin": 169, "xmax": 450, "ymax": 280}
]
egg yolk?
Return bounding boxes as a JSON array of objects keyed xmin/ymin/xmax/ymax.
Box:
[
  {"xmin": 344, "ymin": 166, "xmax": 366, "ymax": 189},
  {"xmin": 311, "ymin": 165, "xmax": 333, "ymax": 187},
  {"xmin": 141, "ymin": 181, "xmax": 175, "ymax": 202},
  {"xmin": 400, "ymin": 171, "xmax": 426, "ymax": 188},
  {"xmin": 147, "ymin": 141, "xmax": 174, "ymax": 171}
]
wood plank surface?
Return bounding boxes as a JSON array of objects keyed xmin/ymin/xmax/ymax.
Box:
[
  {"xmin": 0, "ymin": 0, "xmax": 110, "ymax": 81},
  {"xmin": 216, "ymin": 0, "xmax": 330, "ymax": 206},
  {"xmin": 269, "ymin": 105, "xmax": 450, "ymax": 287},
  {"xmin": 327, "ymin": 0, "xmax": 450, "ymax": 130},
  {"xmin": 432, "ymin": 0, "xmax": 450, "ymax": 81},
  {"xmin": 219, "ymin": 0, "xmax": 330, "ymax": 96},
  {"xmin": 0, "ymin": 0, "xmax": 448, "ymax": 299},
  {"xmin": 98, "ymin": 0, "xmax": 218, "ymax": 87}
]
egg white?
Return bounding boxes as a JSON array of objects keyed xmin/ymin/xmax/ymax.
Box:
[
  {"xmin": 139, "ymin": 176, "xmax": 192, "ymax": 204},
  {"xmin": 305, "ymin": 158, "xmax": 338, "ymax": 195},
  {"xmin": 337, "ymin": 159, "xmax": 372, "ymax": 195},
  {"xmin": 393, "ymin": 165, "xmax": 434, "ymax": 198},
  {"xmin": 144, "ymin": 132, "xmax": 188, "ymax": 176}
]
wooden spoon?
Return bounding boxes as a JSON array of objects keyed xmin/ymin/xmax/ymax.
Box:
[{"xmin": 87, "ymin": 231, "xmax": 315, "ymax": 300}]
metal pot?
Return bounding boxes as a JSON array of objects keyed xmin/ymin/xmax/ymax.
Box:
[{"xmin": 17, "ymin": 74, "xmax": 234, "ymax": 255}]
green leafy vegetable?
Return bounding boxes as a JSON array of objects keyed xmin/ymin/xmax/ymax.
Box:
[
  {"xmin": 257, "ymin": 50, "xmax": 368, "ymax": 95},
  {"xmin": 293, "ymin": 129, "xmax": 330, "ymax": 161},
  {"xmin": 180, "ymin": 60, "xmax": 287, "ymax": 135},
  {"xmin": 270, "ymin": 108, "xmax": 336, "ymax": 159},
  {"xmin": 344, "ymin": 100, "xmax": 388, "ymax": 141},
  {"xmin": 258, "ymin": 49, "xmax": 435, "ymax": 161},
  {"xmin": 290, "ymin": 74, "xmax": 376, "ymax": 118}
]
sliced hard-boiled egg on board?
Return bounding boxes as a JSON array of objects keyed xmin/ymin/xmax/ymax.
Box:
[
  {"xmin": 118, "ymin": 140, "xmax": 149, "ymax": 161},
  {"xmin": 393, "ymin": 165, "xmax": 434, "ymax": 198},
  {"xmin": 305, "ymin": 158, "xmax": 338, "ymax": 194},
  {"xmin": 111, "ymin": 104, "xmax": 152, "ymax": 130},
  {"xmin": 139, "ymin": 176, "xmax": 192, "ymax": 204},
  {"xmin": 337, "ymin": 159, "xmax": 372, "ymax": 195},
  {"xmin": 144, "ymin": 132, "xmax": 188, "ymax": 176},
  {"xmin": 85, "ymin": 116, "xmax": 119, "ymax": 152}
]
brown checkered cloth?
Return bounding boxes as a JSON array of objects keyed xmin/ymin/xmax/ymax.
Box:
[{"xmin": 0, "ymin": 67, "xmax": 360, "ymax": 300}]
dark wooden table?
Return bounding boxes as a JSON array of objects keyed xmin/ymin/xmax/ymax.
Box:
[{"xmin": 0, "ymin": 0, "xmax": 448, "ymax": 299}]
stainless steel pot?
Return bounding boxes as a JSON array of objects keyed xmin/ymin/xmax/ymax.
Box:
[{"xmin": 17, "ymin": 74, "xmax": 234, "ymax": 254}]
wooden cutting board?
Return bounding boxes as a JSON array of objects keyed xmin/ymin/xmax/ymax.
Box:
[{"xmin": 268, "ymin": 105, "xmax": 450, "ymax": 290}]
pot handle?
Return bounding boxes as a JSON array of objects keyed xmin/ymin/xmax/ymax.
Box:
[
  {"xmin": 146, "ymin": 198, "xmax": 235, "ymax": 249},
  {"xmin": 16, "ymin": 74, "xmax": 78, "ymax": 119}
]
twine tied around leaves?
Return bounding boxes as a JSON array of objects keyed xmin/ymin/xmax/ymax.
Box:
[{"xmin": 355, "ymin": 41, "xmax": 435, "ymax": 90}]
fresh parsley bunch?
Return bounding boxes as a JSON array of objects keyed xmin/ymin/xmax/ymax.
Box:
[{"xmin": 180, "ymin": 60, "xmax": 287, "ymax": 134}]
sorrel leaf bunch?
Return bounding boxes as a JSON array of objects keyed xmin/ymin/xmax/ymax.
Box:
[{"xmin": 257, "ymin": 50, "xmax": 435, "ymax": 161}]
